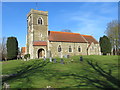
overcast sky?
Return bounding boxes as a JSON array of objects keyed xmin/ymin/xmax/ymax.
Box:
[{"xmin": 2, "ymin": 2, "xmax": 118, "ymax": 48}]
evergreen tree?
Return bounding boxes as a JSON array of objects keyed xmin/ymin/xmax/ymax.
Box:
[
  {"xmin": 99, "ymin": 35, "xmax": 111, "ymax": 55},
  {"xmin": 6, "ymin": 37, "xmax": 18, "ymax": 60}
]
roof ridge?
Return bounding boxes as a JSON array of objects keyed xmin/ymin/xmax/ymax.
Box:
[
  {"xmin": 50, "ymin": 31, "xmax": 80, "ymax": 35},
  {"xmin": 81, "ymin": 34, "xmax": 92, "ymax": 37},
  {"xmin": 81, "ymin": 35, "xmax": 88, "ymax": 43},
  {"xmin": 82, "ymin": 34, "xmax": 98, "ymax": 44}
]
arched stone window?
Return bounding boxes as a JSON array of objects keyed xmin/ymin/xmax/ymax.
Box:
[
  {"xmin": 78, "ymin": 46, "xmax": 81, "ymax": 52},
  {"xmin": 38, "ymin": 17, "xmax": 43, "ymax": 25},
  {"xmin": 69, "ymin": 46, "xmax": 72, "ymax": 52},
  {"xmin": 58, "ymin": 45, "xmax": 62, "ymax": 52}
]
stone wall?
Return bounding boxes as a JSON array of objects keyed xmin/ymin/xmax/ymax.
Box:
[
  {"xmin": 49, "ymin": 41, "xmax": 88, "ymax": 58},
  {"xmin": 31, "ymin": 42, "xmax": 101, "ymax": 59},
  {"xmin": 87, "ymin": 43, "xmax": 101, "ymax": 55},
  {"xmin": 33, "ymin": 25, "xmax": 48, "ymax": 41}
]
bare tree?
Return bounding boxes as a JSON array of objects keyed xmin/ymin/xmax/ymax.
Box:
[
  {"xmin": 61, "ymin": 29, "xmax": 72, "ymax": 32},
  {"xmin": 105, "ymin": 20, "xmax": 120, "ymax": 55},
  {"xmin": 0, "ymin": 37, "xmax": 7, "ymax": 60}
]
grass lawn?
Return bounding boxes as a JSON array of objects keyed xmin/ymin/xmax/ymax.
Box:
[{"xmin": 2, "ymin": 55, "xmax": 119, "ymax": 88}]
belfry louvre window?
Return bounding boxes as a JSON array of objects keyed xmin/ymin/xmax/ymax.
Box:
[
  {"xmin": 38, "ymin": 18, "xmax": 43, "ymax": 25},
  {"xmin": 78, "ymin": 46, "xmax": 81, "ymax": 52},
  {"xmin": 58, "ymin": 45, "xmax": 62, "ymax": 52},
  {"xmin": 69, "ymin": 46, "xmax": 72, "ymax": 52}
]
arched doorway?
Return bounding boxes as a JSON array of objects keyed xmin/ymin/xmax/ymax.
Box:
[{"xmin": 38, "ymin": 49, "xmax": 45, "ymax": 58}]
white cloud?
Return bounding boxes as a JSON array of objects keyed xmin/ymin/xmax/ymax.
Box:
[{"xmin": 61, "ymin": 2, "xmax": 117, "ymax": 40}]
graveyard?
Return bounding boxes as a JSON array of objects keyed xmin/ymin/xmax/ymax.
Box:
[{"xmin": 2, "ymin": 55, "xmax": 119, "ymax": 88}]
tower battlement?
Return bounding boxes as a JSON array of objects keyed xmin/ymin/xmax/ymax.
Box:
[{"xmin": 27, "ymin": 9, "xmax": 48, "ymax": 17}]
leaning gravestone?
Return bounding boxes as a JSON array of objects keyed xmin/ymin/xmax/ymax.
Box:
[
  {"xmin": 80, "ymin": 56, "xmax": 83, "ymax": 61},
  {"xmin": 49, "ymin": 57, "xmax": 52, "ymax": 62},
  {"xmin": 53, "ymin": 59, "xmax": 57, "ymax": 63},
  {"xmin": 60, "ymin": 59, "xmax": 64, "ymax": 64}
]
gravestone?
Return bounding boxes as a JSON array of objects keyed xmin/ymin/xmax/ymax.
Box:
[
  {"xmin": 80, "ymin": 56, "xmax": 83, "ymax": 61},
  {"xmin": 49, "ymin": 57, "xmax": 52, "ymax": 62},
  {"xmin": 67, "ymin": 55, "xmax": 70, "ymax": 58},
  {"xmin": 64, "ymin": 55, "xmax": 67, "ymax": 58},
  {"xmin": 60, "ymin": 59, "xmax": 64, "ymax": 64},
  {"xmin": 71, "ymin": 59, "xmax": 74, "ymax": 62},
  {"xmin": 24, "ymin": 59, "xmax": 26, "ymax": 61},
  {"xmin": 3, "ymin": 82, "xmax": 10, "ymax": 89},
  {"xmin": 43, "ymin": 56, "xmax": 46, "ymax": 61},
  {"xmin": 5, "ymin": 57, "xmax": 7, "ymax": 61},
  {"xmin": 53, "ymin": 59, "xmax": 57, "ymax": 63}
]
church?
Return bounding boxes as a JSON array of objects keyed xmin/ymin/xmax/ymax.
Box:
[{"xmin": 23, "ymin": 9, "xmax": 101, "ymax": 59}]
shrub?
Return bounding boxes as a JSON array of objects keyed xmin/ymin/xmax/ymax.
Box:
[{"xmin": 24, "ymin": 54, "xmax": 30, "ymax": 60}]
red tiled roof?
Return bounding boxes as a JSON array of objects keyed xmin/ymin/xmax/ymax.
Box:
[
  {"xmin": 81, "ymin": 35, "xmax": 98, "ymax": 44},
  {"xmin": 48, "ymin": 31, "xmax": 87, "ymax": 43},
  {"xmin": 21, "ymin": 47, "xmax": 26, "ymax": 54},
  {"xmin": 33, "ymin": 41, "xmax": 47, "ymax": 46}
]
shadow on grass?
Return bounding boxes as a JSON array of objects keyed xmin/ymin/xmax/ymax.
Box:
[
  {"xmin": 63, "ymin": 60, "xmax": 120, "ymax": 89},
  {"xmin": 2, "ymin": 59, "xmax": 119, "ymax": 89},
  {"xmin": 2, "ymin": 61, "xmax": 49, "ymax": 83}
]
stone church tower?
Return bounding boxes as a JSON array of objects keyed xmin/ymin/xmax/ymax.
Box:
[{"xmin": 26, "ymin": 9, "xmax": 48, "ymax": 59}]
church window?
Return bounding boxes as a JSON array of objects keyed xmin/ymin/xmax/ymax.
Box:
[
  {"xmin": 69, "ymin": 46, "xmax": 72, "ymax": 52},
  {"xmin": 38, "ymin": 17, "xmax": 43, "ymax": 25},
  {"xmin": 58, "ymin": 45, "xmax": 62, "ymax": 52},
  {"xmin": 78, "ymin": 46, "xmax": 81, "ymax": 52}
]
